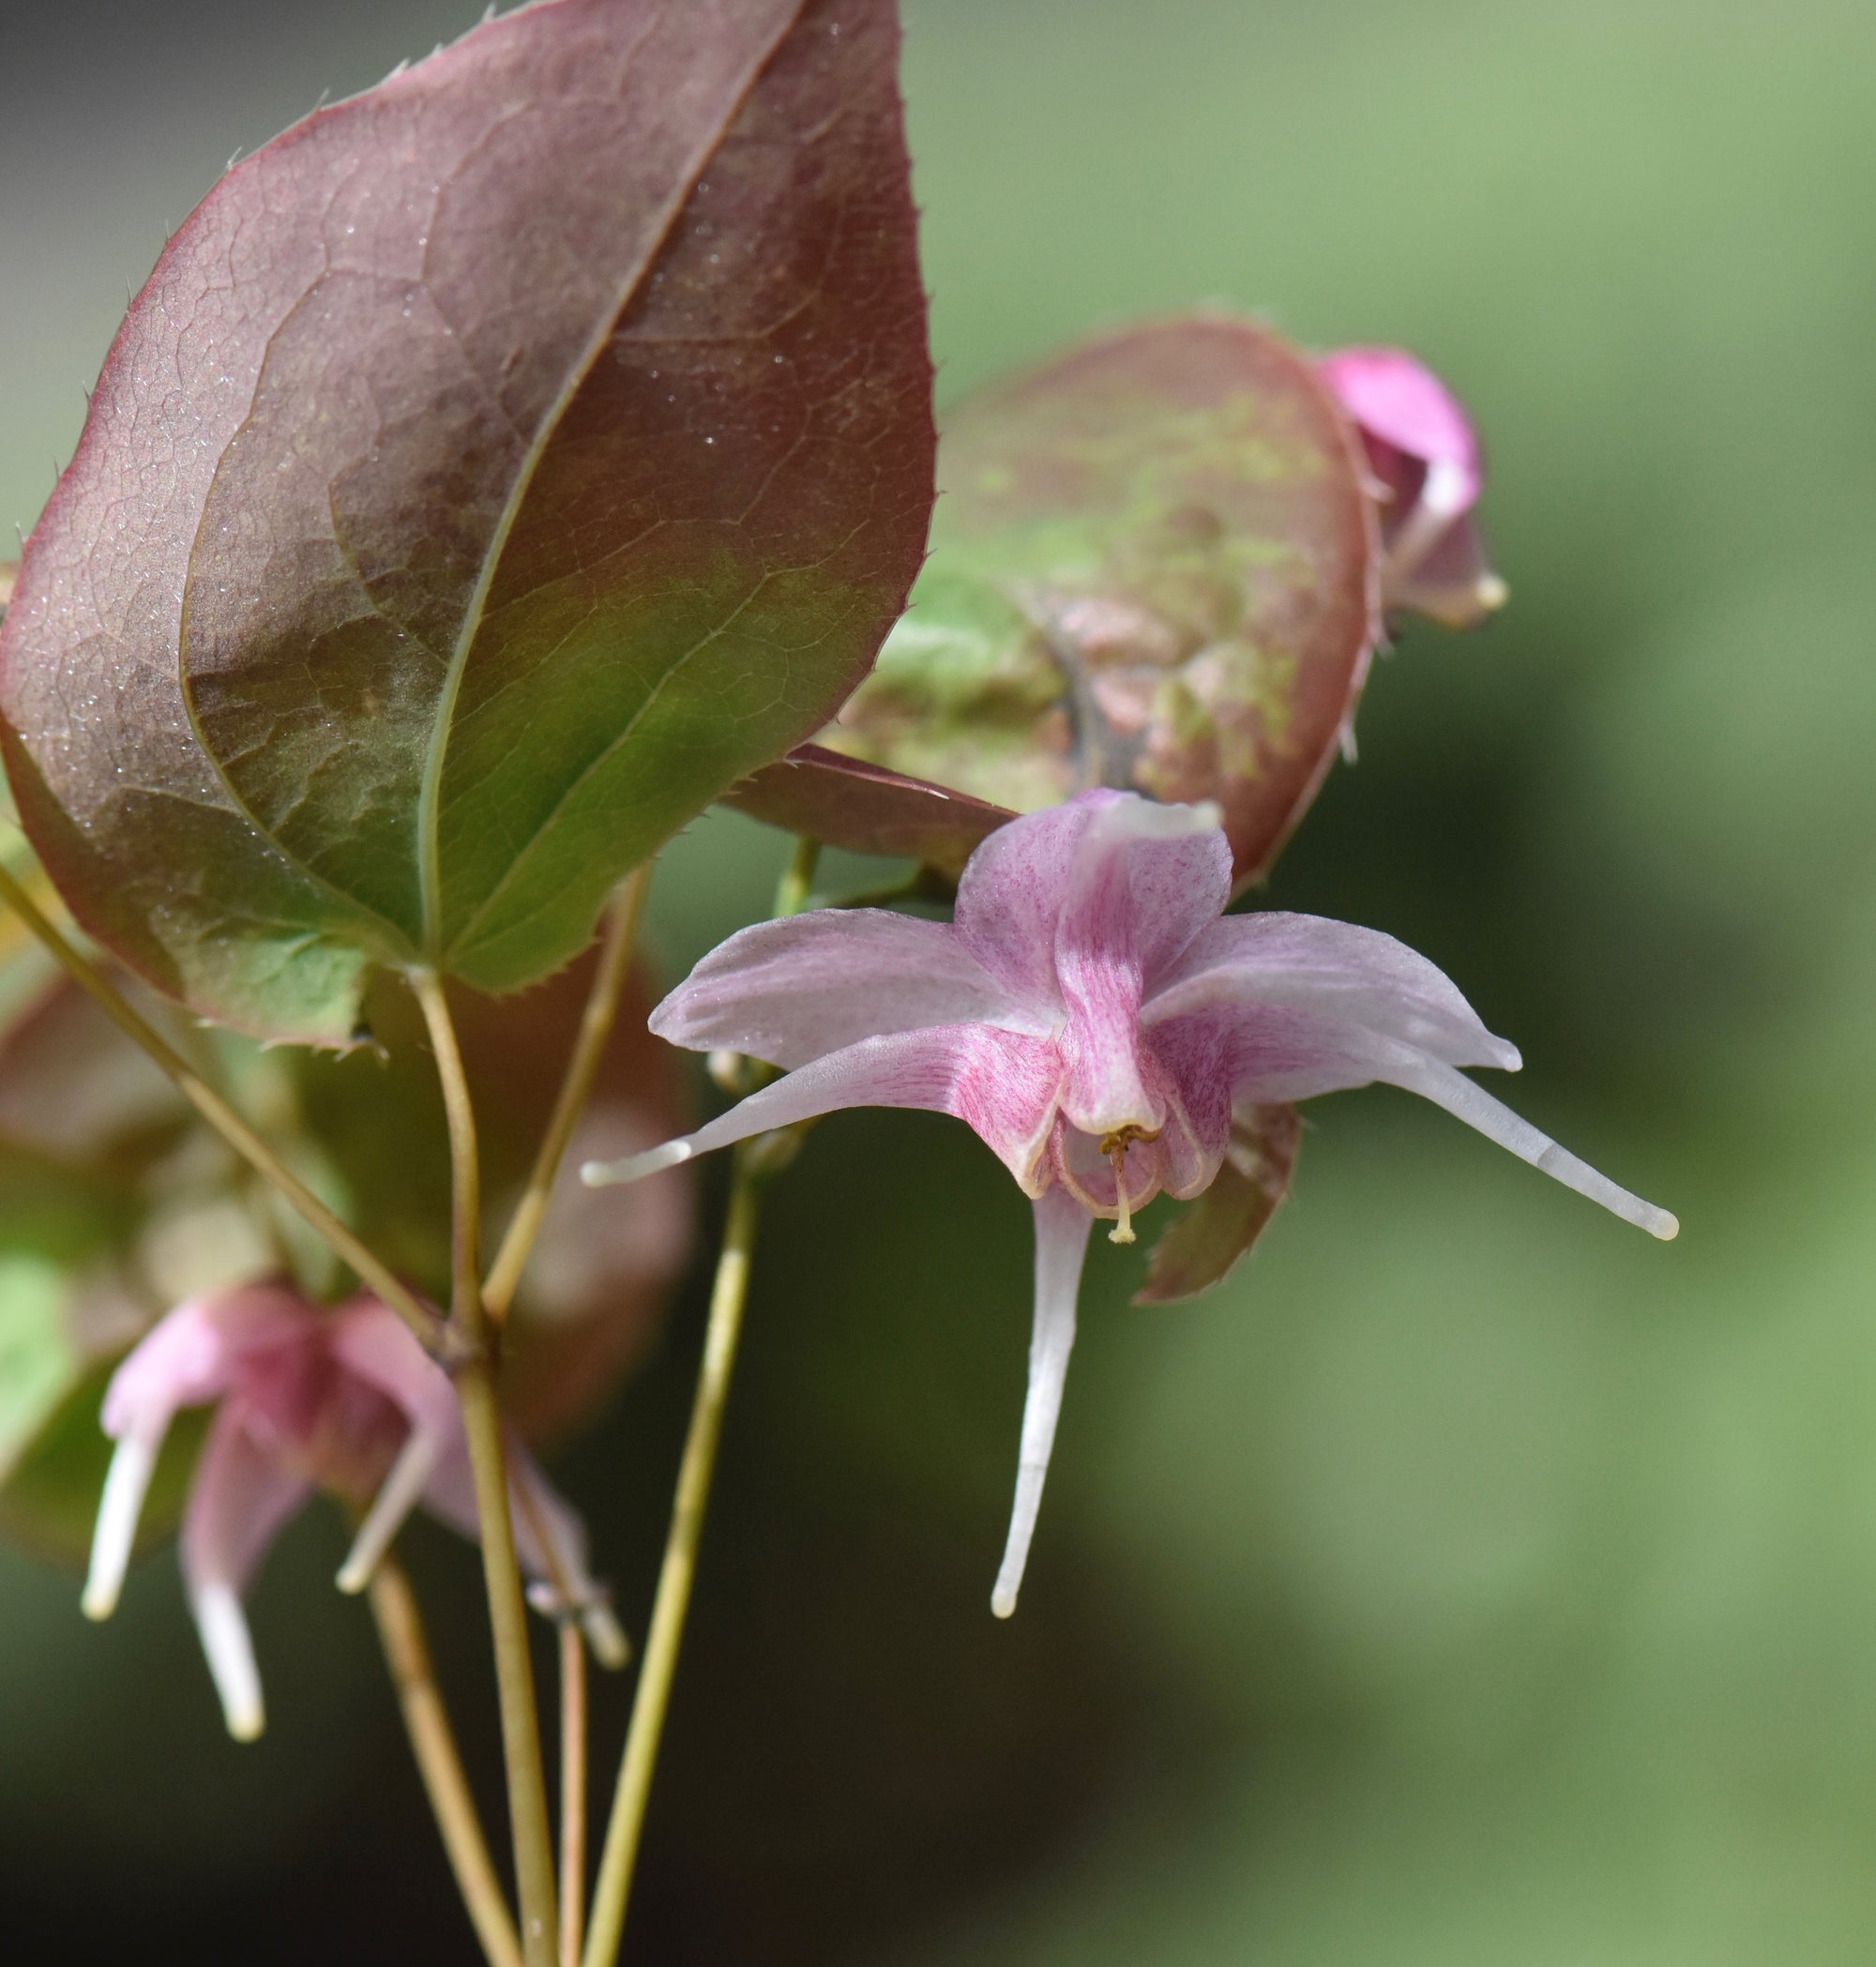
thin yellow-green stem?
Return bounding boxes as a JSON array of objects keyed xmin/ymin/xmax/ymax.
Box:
[
  {"xmin": 412, "ymin": 968, "xmax": 560, "ymax": 1967},
  {"xmin": 581, "ymin": 835, "xmax": 819, "ymax": 1967},
  {"xmin": 771, "ymin": 832, "xmax": 821, "ymax": 921},
  {"xmin": 0, "ymin": 858, "xmax": 450, "ymax": 1356},
  {"xmin": 558, "ymin": 1621, "xmax": 590, "ymax": 1967},
  {"xmin": 484, "ymin": 866, "xmax": 651, "ymax": 1324},
  {"xmin": 581, "ymin": 1150, "xmax": 764, "ymax": 1967},
  {"xmin": 367, "ymin": 1551, "xmax": 524, "ymax": 1967}
]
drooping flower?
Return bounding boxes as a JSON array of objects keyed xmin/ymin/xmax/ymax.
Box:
[
  {"xmin": 585, "ymin": 791, "xmax": 1675, "ymax": 1616},
  {"xmin": 1319, "ymin": 344, "xmax": 1507, "ymax": 628},
  {"xmin": 83, "ymin": 1281, "xmax": 624, "ymax": 1739}
]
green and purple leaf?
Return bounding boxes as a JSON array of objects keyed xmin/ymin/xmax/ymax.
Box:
[
  {"xmin": 0, "ymin": 0, "xmax": 935, "ymax": 1043},
  {"xmin": 723, "ymin": 743, "xmax": 1013, "ymax": 875},
  {"xmin": 1133, "ymin": 1101, "xmax": 1300, "ymax": 1306},
  {"xmin": 825, "ymin": 313, "xmax": 1379, "ymax": 889}
]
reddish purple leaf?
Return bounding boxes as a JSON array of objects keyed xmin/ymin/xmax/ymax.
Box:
[
  {"xmin": 0, "ymin": 0, "xmax": 934, "ymax": 1043},
  {"xmin": 722, "ymin": 742, "xmax": 1014, "ymax": 874}
]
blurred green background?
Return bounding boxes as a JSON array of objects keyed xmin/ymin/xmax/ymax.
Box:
[{"xmin": 4, "ymin": 0, "xmax": 1874, "ymax": 1959}]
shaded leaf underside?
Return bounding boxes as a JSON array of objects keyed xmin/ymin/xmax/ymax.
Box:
[{"xmin": 723, "ymin": 742, "xmax": 1013, "ymax": 874}]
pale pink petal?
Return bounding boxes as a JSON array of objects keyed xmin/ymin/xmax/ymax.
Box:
[
  {"xmin": 85, "ymin": 1281, "xmax": 310, "ymax": 1619},
  {"xmin": 991, "ymin": 1188, "xmax": 1093, "ymax": 1617},
  {"xmin": 1143, "ymin": 913, "xmax": 1520, "ymax": 1071},
  {"xmin": 585, "ymin": 1024, "xmax": 1066, "ymax": 1194},
  {"xmin": 334, "ymin": 1423, "xmax": 450, "ymax": 1594},
  {"xmin": 1319, "ymin": 346, "xmax": 1482, "ymax": 510},
  {"xmin": 649, "ymin": 908, "xmax": 1043, "ymax": 1067},
  {"xmin": 327, "ymin": 1295, "xmax": 457, "ymax": 1438},
  {"xmin": 98, "ymin": 1281, "xmax": 308, "ymax": 1441},
  {"xmin": 179, "ymin": 1403, "xmax": 313, "ymax": 1740},
  {"xmin": 330, "ymin": 1296, "xmax": 467, "ymax": 1594},
  {"xmin": 1053, "ymin": 795, "xmax": 1230, "ymax": 1132},
  {"xmin": 1387, "ymin": 1053, "xmax": 1679, "ymax": 1240}
]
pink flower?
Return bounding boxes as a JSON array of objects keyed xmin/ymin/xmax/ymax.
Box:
[
  {"xmin": 1319, "ymin": 345, "xmax": 1507, "ymax": 628},
  {"xmin": 83, "ymin": 1281, "xmax": 623, "ymax": 1739},
  {"xmin": 585, "ymin": 792, "xmax": 1675, "ymax": 1615}
]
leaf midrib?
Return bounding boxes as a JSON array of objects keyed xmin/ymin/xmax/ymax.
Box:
[{"xmin": 414, "ymin": 5, "xmax": 804, "ymax": 961}]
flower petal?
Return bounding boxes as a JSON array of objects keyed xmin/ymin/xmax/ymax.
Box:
[
  {"xmin": 953, "ymin": 794, "xmax": 1109, "ymax": 1006},
  {"xmin": 180, "ymin": 1402, "xmax": 313, "ymax": 1740},
  {"xmin": 649, "ymin": 907, "xmax": 1042, "ymax": 1068},
  {"xmin": 954, "ymin": 791, "xmax": 1231, "ymax": 1021},
  {"xmin": 330, "ymin": 1296, "xmax": 468, "ymax": 1594},
  {"xmin": 1143, "ymin": 913, "xmax": 1520, "ymax": 1071},
  {"xmin": 991, "ymin": 1188, "xmax": 1093, "ymax": 1618},
  {"xmin": 1052, "ymin": 794, "xmax": 1231, "ymax": 1133},
  {"xmin": 84, "ymin": 1281, "xmax": 310, "ymax": 1619},
  {"xmin": 585, "ymin": 1024, "xmax": 1065, "ymax": 1193},
  {"xmin": 1384, "ymin": 511, "xmax": 1506, "ymax": 629},
  {"xmin": 1389, "ymin": 1053, "xmax": 1679, "ymax": 1240},
  {"xmin": 1318, "ymin": 346, "xmax": 1482, "ymax": 512}
]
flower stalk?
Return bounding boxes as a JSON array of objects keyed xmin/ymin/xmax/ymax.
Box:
[
  {"xmin": 581, "ymin": 835, "xmax": 819, "ymax": 1967},
  {"xmin": 582, "ymin": 1143, "xmax": 766, "ymax": 1967},
  {"xmin": 413, "ymin": 968, "xmax": 560, "ymax": 1967},
  {"xmin": 367, "ymin": 1549, "xmax": 524, "ymax": 1967},
  {"xmin": 558, "ymin": 1620, "xmax": 590, "ymax": 1967},
  {"xmin": 484, "ymin": 865, "xmax": 653, "ymax": 1324}
]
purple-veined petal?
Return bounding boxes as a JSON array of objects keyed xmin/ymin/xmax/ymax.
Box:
[
  {"xmin": 953, "ymin": 791, "xmax": 1231, "ymax": 1029},
  {"xmin": 1060, "ymin": 793, "xmax": 1233, "ymax": 988},
  {"xmin": 84, "ymin": 1282, "xmax": 310, "ymax": 1620},
  {"xmin": 991, "ymin": 1187, "xmax": 1093, "ymax": 1617},
  {"xmin": 953, "ymin": 794, "xmax": 1109, "ymax": 1009},
  {"xmin": 179, "ymin": 1402, "xmax": 313, "ymax": 1740},
  {"xmin": 1053, "ymin": 794, "xmax": 1230, "ymax": 1133},
  {"xmin": 649, "ymin": 908, "xmax": 1043, "ymax": 1068},
  {"xmin": 1143, "ymin": 913, "xmax": 1520, "ymax": 1071},
  {"xmin": 585, "ymin": 1024, "xmax": 1066, "ymax": 1194}
]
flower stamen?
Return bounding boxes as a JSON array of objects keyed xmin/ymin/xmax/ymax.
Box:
[{"xmin": 1098, "ymin": 1125, "xmax": 1157, "ymax": 1246}]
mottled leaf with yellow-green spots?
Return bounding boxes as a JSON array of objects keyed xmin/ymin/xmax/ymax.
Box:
[{"xmin": 826, "ymin": 314, "xmax": 1378, "ymax": 888}]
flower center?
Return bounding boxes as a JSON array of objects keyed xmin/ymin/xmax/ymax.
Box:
[{"xmin": 1098, "ymin": 1124, "xmax": 1159, "ymax": 1246}]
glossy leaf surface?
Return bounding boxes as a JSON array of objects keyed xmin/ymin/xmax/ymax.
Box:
[
  {"xmin": 1133, "ymin": 1100, "xmax": 1300, "ymax": 1305},
  {"xmin": 723, "ymin": 742, "xmax": 1013, "ymax": 874},
  {"xmin": 826, "ymin": 314, "xmax": 1377, "ymax": 889},
  {"xmin": 0, "ymin": 0, "xmax": 934, "ymax": 1042}
]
